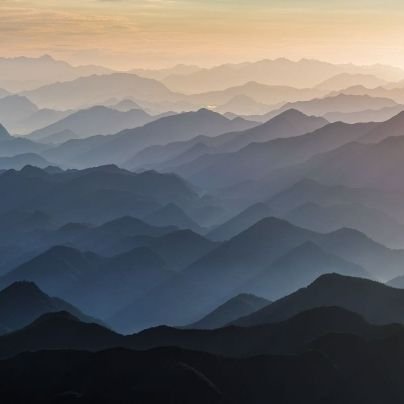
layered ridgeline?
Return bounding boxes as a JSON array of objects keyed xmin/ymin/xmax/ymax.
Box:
[
  {"xmin": 0, "ymin": 164, "xmax": 220, "ymax": 277},
  {"xmin": 2, "ymin": 274, "xmax": 404, "ymax": 354},
  {"xmin": 4, "ymin": 207, "xmax": 404, "ymax": 331},
  {"xmin": 0, "ymin": 55, "xmax": 112, "ymax": 92},
  {"xmin": 41, "ymin": 108, "xmax": 257, "ymax": 168},
  {"xmin": 3, "ymin": 276, "xmax": 404, "ymax": 402},
  {"xmin": 0, "ymin": 230, "xmax": 217, "ymax": 319},
  {"xmin": 0, "ymin": 122, "xmax": 46, "ymax": 157},
  {"xmin": 26, "ymin": 106, "xmax": 166, "ymax": 143},
  {"xmin": 108, "ymin": 217, "xmax": 404, "ymax": 333},
  {"xmin": 0, "ymin": 281, "xmax": 98, "ymax": 335},
  {"xmin": 2, "ymin": 55, "xmax": 404, "ymax": 403},
  {"xmin": 0, "ymin": 165, "xmax": 201, "ymax": 224}
]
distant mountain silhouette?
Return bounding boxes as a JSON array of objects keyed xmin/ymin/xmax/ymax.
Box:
[
  {"xmin": 330, "ymin": 84, "xmax": 404, "ymax": 104},
  {"xmin": 110, "ymin": 217, "xmax": 404, "ymax": 332},
  {"xmin": 93, "ymin": 215, "xmax": 176, "ymax": 238},
  {"xmin": 126, "ymin": 109, "xmax": 327, "ymax": 174},
  {"xmin": 263, "ymin": 94, "xmax": 397, "ymax": 120},
  {"xmin": 289, "ymin": 134, "xmax": 404, "ymax": 192},
  {"xmin": 123, "ymin": 136, "xmax": 216, "ymax": 171},
  {"xmin": 162, "ymin": 58, "xmax": 404, "ymax": 92},
  {"xmin": 189, "ymin": 293, "xmax": 270, "ymax": 329},
  {"xmin": 4, "ymin": 55, "xmax": 404, "ymax": 403},
  {"xmin": 13, "ymin": 108, "xmax": 71, "ymax": 135},
  {"xmin": 0, "ymin": 246, "xmax": 102, "ymax": 295},
  {"xmin": 189, "ymin": 81, "xmax": 325, "ymax": 108},
  {"xmin": 242, "ymin": 241, "xmax": 369, "ymax": 300},
  {"xmin": 317, "ymin": 227, "xmax": 404, "ymax": 280},
  {"xmin": 0, "ymin": 165, "xmax": 200, "ymax": 224},
  {"xmin": 0, "ymin": 153, "xmax": 52, "ymax": 170},
  {"xmin": 0, "ymin": 124, "xmax": 47, "ymax": 157},
  {"xmin": 44, "ymin": 108, "xmax": 257, "ymax": 167},
  {"xmin": 36, "ymin": 129, "xmax": 79, "ymax": 144},
  {"xmin": 0, "ymin": 282, "xmax": 97, "ymax": 334},
  {"xmin": 0, "ymin": 244, "xmax": 175, "ymax": 319},
  {"xmin": 156, "ymin": 142, "xmax": 215, "ymax": 172},
  {"xmin": 267, "ymin": 178, "xmax": 404, "ymax": 222},
  {"xmin": 176, "ymin": 120, "xmax": 375, "ymax": 189},
  {"xmin": 110, "ymin": 99, "xmax": 142, "ymax": 111},
  {"xmin": 38, "ymin": 215, "xmax": 178, "ymax": 258},
  {"xmin": 0, "ymin": 311, "xmax": 120, "ymax": 358},
  {"xmin": 359, "ymin": 110, "xmax": 404, "ymax": 143},
  {"xmin": 234, "ymin": 273, "xmax": 404, "ymax": 327},
  {"xmin": 22, "ymin": 72, "xmax": 181, "ymax": 110},
  {"xmin": 315, "ymin": 73, "xmax": 388, "ymax": 91},
  {"xmin": 284, "ymin": 202, "xmax": 404, "ymax": 248},
  {"xmin": 207, "ymin": 203, "xmax": 273, "ymax": 241},
  {"xmin": 28, "ymin": 105, "xmax": 157, "ymax": 141},
  {"xmin": 0, "ymin": 55, "xmax": 112, "ymax": 92},
  {"xmin": 0, "ymin": 95, "xmax": 39, "ymax": 132},
  {"xmin": 217, "ymin": 109, "xmax": 328, "ymax": 152},
  {"xmin": 322, "ymin": 105, "xmax": 404, "ymax": 124},
  {"xmin": 108, "ymin": 217, "xmax": 333, "ymax": 331},
  {"xmin": 0, "ymin": 223, "xmax": 218, "ymax": 319}
]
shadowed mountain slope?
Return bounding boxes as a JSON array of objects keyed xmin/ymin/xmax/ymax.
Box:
[
  {"xmin": 0, "ymin": 282, "xmax": 98, "ymax": 334},
  {"xmin": 234, "ymin": 273, "xmax": 404, "ymax": 327},
  {"xmin": 189, "ymin": 294, "xmax": 270, "ymax": 329}
]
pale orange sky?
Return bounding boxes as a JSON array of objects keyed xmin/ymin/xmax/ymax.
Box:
[{"xmin": 1, "ymin": 0, "xmax": 404, "ymax": 69}]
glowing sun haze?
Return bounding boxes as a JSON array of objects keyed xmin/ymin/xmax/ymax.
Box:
[{"xmin": 1, "ymin": 0, "xmax": 404, "ymax": 69}]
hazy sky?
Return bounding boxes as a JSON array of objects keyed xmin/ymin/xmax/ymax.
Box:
[{"xmin": 1, "ymin": 0, "xmax": 404, "ymax": 69}]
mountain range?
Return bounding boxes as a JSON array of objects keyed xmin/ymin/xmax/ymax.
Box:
[
  {"xmin": 108, "ymin": 217, "xmax": 401, "ymax": 332},
  {"xmin": 189, "ymin": 293, "xmax": 270, "ymax": 329},
  {"xmin": 42, "ymin": 109, "xmax": 257, "ymax": 167},
  {"xmin": 3, "ymin": 53, "xmax": 404, "ymax": 402},
  {"xmin": 161, "ymin": 58, "xmax": 404, "ymax": 92},
  {"xmin": 27, "ymin": 106, "xmax": 160, "ymax": 142},
  {"xmin": 0, "ymin": 55, "xmax": 112, "ymax": 92},
  {"xmin": 235, "ymin": 273, "xmax": 404, "ymax": 326},
  {"xmin": 22, "ymin": 72, "xmax": 181, "ymax": 110},
  {"xmin": 0, "ymin": 281, "xmax": 97, "ymax": 334}
]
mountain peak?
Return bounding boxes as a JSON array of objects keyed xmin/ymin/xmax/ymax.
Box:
[
  {"xmin": 310, "ymin": 272, "xmax": 373, "ymax": 288},
  {"xmin": 275, "ymin": 108, "xmax": 309, "ymax": 119},
  {"xmin": 189, "ymin": 292, "xmax": 270, "ymax": 329},
  {"xmin": 0, "ymin": 281, "xmax": 43, "ymax": 298},
  {"xmin": 19, "ymin": 165, "xmax": 49, "ymax": 178},
  {"xmin": 234, "ymin": 272, "xmax": 404, "ymax": 327},
  {"xmin": 325, "ymin": 227, "xmax": 375, "ymax": 245},
  {"xmin": 195, "ymin": 108, "xmax": 223, "ymax": 118},
  {"xmin": 261, "ymin": 108, "xmax": 327, "ymax": 127},
  {"xmin": 39, "ymin": 54, "xmax": 56, "ymax": 62},
  {"xmin": 239, "ymin": 217, "xmax": 304, "ymax": 237}
]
